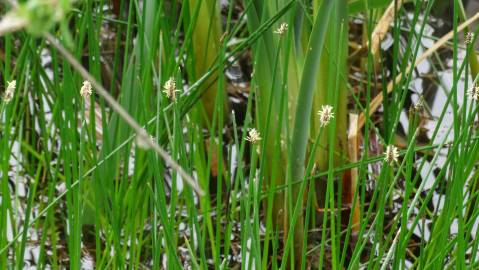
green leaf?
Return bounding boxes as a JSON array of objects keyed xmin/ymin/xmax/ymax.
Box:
[
  {"xmin": 282, "ymin": 2, "xmax": 334, "ymax": 265},
  {"xmin": 289, "ymin": 0, "xmax": 333, "ymax": 182}
]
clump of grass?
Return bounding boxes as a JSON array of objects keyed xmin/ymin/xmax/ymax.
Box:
[{"xmin": 1, "ymin": 0, "xmax": 479, "ymax": 269}]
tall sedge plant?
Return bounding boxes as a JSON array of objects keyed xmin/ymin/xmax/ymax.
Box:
[
  {"xmin": 287, "ymin": 1, "xmax": 337, "ymax": 265},
  {"xmin": 311, "ymin": 0, "xmax": 350, "ymax": 227},
  {"xmin": 244, "ymin": 0, "xmax": 357, "ymax": 264},
  {"xmin": 459, "ymin": 0, "xmax": 479, "ymax": 222},
  {"xmin": 244, "ymin": 0, "xmax": 289, "ymax": 233}
]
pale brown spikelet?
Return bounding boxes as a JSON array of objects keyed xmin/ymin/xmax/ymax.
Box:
[
  {"xmin": 384, "ymin": 145, "xmax": 399, "ymax": 165},
  {"xmin": 162, "ymin": 77, "xmax": 180, "ymax": 101},
  {"xmin": 246, "ymin": 128, "xmax": 261, "ymax": 144},
  {"xmin": 80, "ymin": 80, "xmax": 93, "ymax": 99},
  {"xmin": 3, "ymin": 80, "xmax": 16, "ymax": 103}
]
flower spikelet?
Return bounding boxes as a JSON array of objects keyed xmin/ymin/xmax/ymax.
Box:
[
  {"xmin": 317, "ymin": 105, "xmax": 334, "ymax": 127},
  {"xmin": 3, "ymin": 80, "xmax": 16, "ymax": 103},
  {"xmin": 465, "ymin": 32, "xmax": 474, "ymax": 45},
  {"xmin": 163, "ymin": 77, "xmax": 180, "ymax": 101},
  {"xmin": 274, "ymin": 23, "xmax": 288, "ymax": 36},
  {"xmin": 384, "ymin": 145, "xmax": 399, "ymax": 165},
  {"xmin": 80, "ymin": 80, "xmax": 93, "ymax": 99},
  {"xmin": 246, "ymin": 128, "xmax": 261, "ymax": 144},
  {"xmin": 467, "ymin": 84, "xmax": 479, "ymax": 101}
]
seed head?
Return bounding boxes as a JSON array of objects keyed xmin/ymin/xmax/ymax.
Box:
[
  {"xmin": 246, "ymin": 128, "xmax": 262, "ymax": 144},
  {"xmin": 274, "ymin": 23, "xmax": 288, "ymax": 36},
  {"xmin": 465, "ymin": 32, "xmax": 474, "ymax": 45},
  {"xmin": 163, "ymin": 77, "xmax": 180, "ymax": 101},
  {"xmin": 384, "ymin": 145, "xmax": 399, "ymax": 165},
  {"xmin": 317, "ymin": 105, "xmax": 334, "ymax": 127},
  {"xmin": 3, "ymin": 80, "xmax": 16, "ymax": 103},
  {"xmin": 467, "ymin": 85, "xmax": 479, "ymax": 101},
  {"xmin": 80, "ymin": 80, "xmax": 93, "ymax": 99},
  {"xmin": 413, "ymin": 95, "xmax": 425, "ymax": 112}
]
